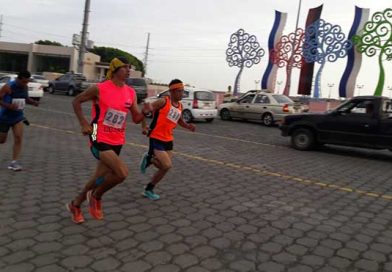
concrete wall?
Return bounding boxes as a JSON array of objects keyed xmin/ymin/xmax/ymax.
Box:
[{"xmin": 82, "ymin": 52, "xmax": 100, "ymax": 80}]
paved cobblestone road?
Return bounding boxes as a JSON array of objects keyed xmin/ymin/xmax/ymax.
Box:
[{"xmin": 1, "ymin": 94, "xmax": 392, "ymax": 272}]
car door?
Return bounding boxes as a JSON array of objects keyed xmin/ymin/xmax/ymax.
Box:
[
  {"xmin": 375, "ymin": 99, "xmax": 392, "ymax": 148},
  {"xmin": 56, "ymin": 75, "xmax": 70, "ymax": 91},
  {"xmin": 317, "ymin": 99, "xmax": 378, "ymax": 145},
  {"xmin": 231, "ymin": 94, "xmax": 255, "ymax": 119},
  {"xmin": 245, "ymin": 94, "xmax": 270, "ymax": 120}
]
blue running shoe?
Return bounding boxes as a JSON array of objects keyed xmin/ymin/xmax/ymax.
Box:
[
  {"xmin": 142, "ymin": 190, "xmax": 160, "ymax": 200},
  {"xmin": 139, "ymin": 153, "xmax": 151, "ymax": 174}
]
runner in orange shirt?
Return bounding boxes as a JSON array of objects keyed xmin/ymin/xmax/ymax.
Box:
[{"xmin": 140, "ymin": 79, "xmax": 195, "ymax": 200}]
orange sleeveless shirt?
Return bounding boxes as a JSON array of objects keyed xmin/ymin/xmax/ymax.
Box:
[{"xmin": 149, "ymin": 96, "xmax": 182, "ymax": 142}]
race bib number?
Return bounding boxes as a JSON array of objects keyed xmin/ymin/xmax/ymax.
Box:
[
  {"xmin": 103, "ymin": 108, "xmax": 127, "ymax": 129},
  {"xmin": 12, "ymin": 98, "xmax": 26, "ymax": 110},
  {"xmin": 167, "ymin": 106, "xmax": 181, "ymax": 123}
]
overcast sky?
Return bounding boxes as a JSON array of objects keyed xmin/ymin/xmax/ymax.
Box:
[{"xmin": 1, "ymin": 0, "xmax": 391, "ymax": 97}]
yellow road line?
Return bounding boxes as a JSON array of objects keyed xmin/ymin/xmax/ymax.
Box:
[{"xmin": 31, "ymin": 123, "xmax": 392, "ymax": 201}]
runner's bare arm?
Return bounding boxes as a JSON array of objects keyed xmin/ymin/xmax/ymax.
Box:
[
  {"xmin": 178, "ymin": 118, "xmax": 196, "ymax": 132},
  {"xmin": 129, "ymin": 98, "xmax": 145, "ymax": 124},
  {"xmin": 0, "ymin": 84, "xmax": 18, "ymax": 111},
  {"xmin": 142, "ymin": 98, "xmax": 166, "ymax": 114},
  {"xmin": 72, "ymin": 85, "xmax": 99, "ymax": 135},
  {"xmin": 141, "ymin": 119, "xmax": 149, "ymax": 135},
  {"xmin": 26, "ymin": 97, "xmax": 39, "ymax": 106}
]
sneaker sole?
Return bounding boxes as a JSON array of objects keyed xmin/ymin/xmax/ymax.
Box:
[
  {"xmin": 7, "ymin": 167, "xmax": 22, "ymax": 171},
  {"xmin": 142, "ymin": 192, "xmax": 160, "ymax": 201},
  {"xmin": 65, "ymin": 203, "xmax": 84, "ymax": 224}
]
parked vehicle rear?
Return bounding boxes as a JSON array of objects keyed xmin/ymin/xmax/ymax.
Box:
[
  {"xmin": 125, "ymin": 78, "xmax": 148, "ymax": 103},
  {"xmin": 47, "ymin": 72, "xmax": 87, "ymax": 96}
]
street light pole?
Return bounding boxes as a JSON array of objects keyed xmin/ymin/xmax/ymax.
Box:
[
  {"xmin": 327, "ymin": 83, "xmax": 334, "ymax": 110},
  {"xmin": 255, "ymin": 80, "xmax": 260, "ymax": 90},
  {"xmin": 277, "ymin": 80, "xmax": 283, "ymax": 94},
  {"xmin": 356, "ymin": 84, "xmax": 364, "ymax": 96},
  {"xmin": 388, "ymin": 86, "xmax": 392, "ymax": 98}
]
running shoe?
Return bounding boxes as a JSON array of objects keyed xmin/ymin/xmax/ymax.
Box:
[
  {"xmin": 66, "ymin": 202, "xmax": 85, "ymax": 224},
  {"xmin": 86, "ymin": 190, "xmax": 103, "ymax": 220},
  {"xmin": 142, "ymin": 190, "xmax": 160, "ymax": 200},
  {"xmin": 139, "ymin": 152, "xmax": 152, "ymax": 174},
  {"xmin": 7, "ymin": 161, "xmax": 22, "ymax": 171}
]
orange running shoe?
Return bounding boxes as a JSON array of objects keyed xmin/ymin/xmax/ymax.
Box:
[
  {"xmin": 86, "ymin": 190, "xmax": 103, "ymax": 220},
  {"xmin": 66, "ymin": 202, "xmax": 85, "ymax": 224}
]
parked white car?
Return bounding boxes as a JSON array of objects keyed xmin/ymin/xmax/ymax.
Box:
[
  {"xmin": 31, "ymin": 74, "xmax": 49, "ymax": 89},
  {"xmin": 0, "ymin": 74, "xmax": 44, "ymax": 100},
  {"xmin": 145, "ymin": 87, "xmax": 218, "ymax": 122}
]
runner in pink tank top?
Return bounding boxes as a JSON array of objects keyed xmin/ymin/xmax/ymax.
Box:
[
  {"xmin": 66, "ymin": 57, "xmax": 145, "ymax": 224},
  {"xmin": 91, "ymin": 79, "xmax": 135, "ymax": 145}
]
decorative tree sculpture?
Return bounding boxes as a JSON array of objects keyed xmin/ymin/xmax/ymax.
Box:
[
  {"xmin": 353, "ymin": 8, "xmax": 392, "ymax": 96},
  {"xmin": 271, "ymin": 28, "xmax": 304, "ymax": 95},
  {"xmin": 303, "ymin": 19, "xmax": 352, "ymax": 98},
  {"xmin": 226, "ymin": 29, "xmax": 265, "ymax": 95}
]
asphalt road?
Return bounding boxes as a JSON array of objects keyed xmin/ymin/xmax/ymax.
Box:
[{"xmin": 1, "ymin": 93, "xmax": 392, "ymax": 272}]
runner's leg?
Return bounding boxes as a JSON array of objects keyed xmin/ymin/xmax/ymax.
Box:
[
  {"xmin": 73, "ymin": 161, "xmax": 111, "ymax": 207},
  {"xmin": 11, "ymin": 121, "xmax": 23, "ymax": 161},
  {"xmin": 0, "ymin": 132, "xmax": 7, "ymax": 144},
  {"xmin": 150, "ymin": 150, "xmax": 173, "ymax": 186},
  {"xmin": 92, "ymin": 149, "xmax": 128, "ymax": 199}
]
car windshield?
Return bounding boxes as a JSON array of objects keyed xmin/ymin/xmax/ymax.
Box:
[
  {"xmin": 126, "ymin": 78, "xmax": 146, "ymax": 86},
  {"xmin": 273, "ymin": 95, "xmax": 293, "ymax": 104},
  {"xmin": 195, "ymin": 91, "xmax": 215, "ymax": 101},
  {"xmin": 33, "ymin": 75, "xmax": 45, "ymax": 80}
]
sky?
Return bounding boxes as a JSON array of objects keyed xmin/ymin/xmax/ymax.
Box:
[{"xmin": 0, "ymin": 0, "xmax": 391, "ymax": 97}]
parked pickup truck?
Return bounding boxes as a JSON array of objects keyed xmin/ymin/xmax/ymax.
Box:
[
  {"xmin": 280, "ymin": 96, "xmax": 392, "ymax": 151},
  {"xmin": 47, "ymin": 72, "xmax": 86, "ymax": 96}
]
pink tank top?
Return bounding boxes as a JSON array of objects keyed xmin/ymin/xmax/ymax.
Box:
[{"xmin": 90, "ymin": 80, "xmax": 136, "ymax": 145}]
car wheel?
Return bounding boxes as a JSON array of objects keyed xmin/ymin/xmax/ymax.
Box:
[
  {"xmin": 205, "ymin": 118, "xmax": 214, "ymax": 123},
  {"xmin": 182, "ymin": 110, "xmax": 193, "ymax": 123},
  {"xmin": 262, "ymin": 113, "xmax": 274, "ymax": 126},
  {"xmin": 220, "ymin": 109, "xmax": 231, "ymax": 120},
  {"xmin": 291, "ymin": 128, "xmax": 315, "ymax": 151},
  {"xmin": 48, "ymin": 85, "xmax": 54, "ymax": 94},
  {"xmin": 67, "ymin": 87, "xmax": 75, "ymax": 96}
]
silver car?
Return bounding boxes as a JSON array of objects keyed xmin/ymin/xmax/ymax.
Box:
[{"xmin": 218, "ymin": 91, "xmax": 306, "ymax": 126}]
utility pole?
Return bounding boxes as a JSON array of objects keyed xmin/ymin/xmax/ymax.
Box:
[
  {"xmin": 327, "ymin": 83, "xmax": 334, "ymax": 110},
  {"xmin": 78, "ymin": 0, "xmax": 91, "ymax": 74},
  {"xmin": 0, "ymin": 15, "xmax": 3, "ymax": 39},
  {"xmin": 143, "ymin": 32, "xmax": 150, "ymax": 76}
]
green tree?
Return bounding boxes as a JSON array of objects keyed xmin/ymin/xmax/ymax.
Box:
[
  {"xmin": 35, "ymin": 40, "xmax": 63, "ymax": 46},
  {"xmin": 90, "ymin": 46, "xmax": 145, "ymax": 74}
]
